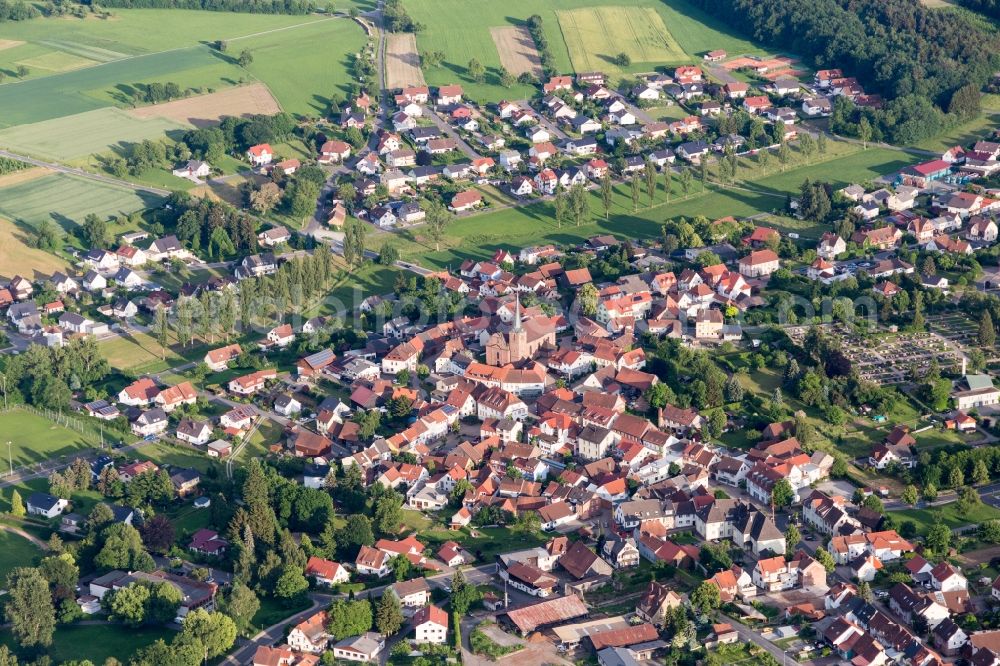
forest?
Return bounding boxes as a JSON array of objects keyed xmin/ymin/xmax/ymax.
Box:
[{"xmin": 687, "ymin": 0, "xmax": 1000, "ymax": 143}]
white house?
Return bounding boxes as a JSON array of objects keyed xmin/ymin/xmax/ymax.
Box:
[
  {"xmin": 413, "ymin": 604, "xmax": 448, "ymax": 644},
  {"xmin": 26, "ymin": 492, "xmax": 69, "ymax": 518}
]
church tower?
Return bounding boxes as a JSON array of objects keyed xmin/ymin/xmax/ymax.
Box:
[{"xmin": 509, "ymin": 293, "xmax": 528, "ymax": 363}]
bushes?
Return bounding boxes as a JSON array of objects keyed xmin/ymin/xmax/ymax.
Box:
[
  {"xmin": 469, "ymin": 623, "xmax": 521, "ymax": 660},
  {"xmin": 82, "ymin": 0, "xmax": 313, "ymax": 13}
]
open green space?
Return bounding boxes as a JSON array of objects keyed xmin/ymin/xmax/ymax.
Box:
[
  {"xmin": 0, "ymin": 9, "xmax": 325, "ymax": 85},
  {"xmin": 912, "ymin": 94, "xmax": 1000, "ymax": 153},
  {"xmin": 235, "ymin": 17, "xmax": 367, "ymax": 117},
  {"xmin": 0, "ymin": 14, "xmax": 355, "ymax": 128},
  {"xmin": 96, "ymin": 331, "xmax": 191, "ymax": 374},
  {"xmin": 0, "ymin": 409, "xmax": 101, "ymax": 469},
  {"xmin": 0, "ymin": 46, "xmax": 245, "ymax": 128},
  {"xmin": 0, "ymin": 531, "xmax": 44, "ymax": 584},
  {"xmin": 403, "ymin": 0, "xmax": 767, "ymax": 101},
  {"xmin": 0, "ymin": 107, "xmax": 191, "ymax": 162},
  {"xmin": 0, "ymin": 623, "xmax": 174, "ymax": 664},
  {"xmin": 389, "ymin": 143, "xmax": 903, "ymax": 268},
  {"xmin": 890, "ymin": 501, "xmax": 1000, "ymax": 536},
  {"xmin": 557, "ymin": 6, "xmax": 687, "ymax": 73},
  {"xmin": 0, "ymin": 172, "xmax": 159, "ymax": 234}
]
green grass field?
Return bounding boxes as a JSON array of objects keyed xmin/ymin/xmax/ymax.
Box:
[
  {"xmin": 0, "ymin": 46, "xmax": 244, "ymax": 128},
  {"xmin": 912, "ymin": 94, "xmax": 1000, "ymax": 153},
  {"xmin": 0, "ymin": 410, "xmax": 101, "ymax": 468},
  {"xmin": 0, "ymin": 12, "xmax": 360, "ymax": 128},
  {"xmin": 404, "ymin": 0, "xmax": 767, "ymax": 101},
  {"xmin": 0, "ymin": 172, "xmax": 160, "ymax": 233},
  {"xmin": 557, "ymin": 6, "xmax": 687, "ymax": 73},
  {"xmin": 0, "ymin": 624, "xmax": 174, "ymax": 664},
  {"xmin": 0, "ymin": 531, "xmax": 44, "ymax": 584},
  {"xmin": 890, "ymin": 501, "xmax": 1000, "ymax": 536},
  {"xmin": 234, "ymin": 17, "xmax": 367, "ymax": 117},
  {"xmin": 389, "ymin": 142, "xmax": 902, "ymax": 268},
  {"xmin": 0, "ymin": 107, "xmax": 191, "ymax": 162},
  {"xmin": 0, "ymin": 9, "xmax": 326, "ymax": 83}
]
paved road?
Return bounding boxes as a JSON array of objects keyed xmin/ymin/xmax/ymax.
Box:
[
  {"xmin": 420, "ymin": 105, "xmax": 482, "ymax": 159},
  {"xmin": 0, "ymin": 149, "xmax": 170, "ymax": 197}
]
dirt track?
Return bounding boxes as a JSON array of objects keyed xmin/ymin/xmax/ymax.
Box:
[
  {"xmin": 490, "ymin": 26, "xmax": 542, "ymax": 78},
  {"xmin": 385, "ymin": 33, "xmax": 426, "ymax": 89},
  {"xmin": 127, "ymin": 83, "xmax": 282, "ymax": 127}
]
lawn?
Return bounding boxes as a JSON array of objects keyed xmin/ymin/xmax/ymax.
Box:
[
  {"xmin": 0, "ymin": 107, "xmax": 191, "ymax": 162},
  {"xmin": 0, "ymin": 624, "xmax": 174, "ymax": 664},
  {"xmin": 557, "ymin": 6, "xmax": 687, "ymax": 74},
  {"xmin": 0, "ymin": 409, "xmax": 101, "ymax": 469},
  {"xmin": 97, "ymin": 330, "xmax": 188, "ymax": 373},
  {"xmin": 137, "ymin": 440, "xmax": 223, "ymax": 473},
  {"xmin": 0, "ymin": 217, "xmax": 69, "ymax": 279},
  {"xmin": 403, "ymin": 0, "xmax": 767, "ymax": 102},
  {"xmin": 0, "ymin": 172, "xmax": 160, "ymax": 234},
  {"xmin": 0, "ymin": 531, "xmax": 44, "ymax": 583},
  {"xmin": 890, "ymin": 501, "xmax": 1000, "ymax": 536},
  {"xmin": 235, "ymin": 17, "xmax": 368, "ymax": 117},
  {"xmin": 745, "ymin": 146, "xmax": 911, "ymax": 194}
]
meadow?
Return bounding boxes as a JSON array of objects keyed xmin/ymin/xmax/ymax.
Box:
[
  {"xmin": 0, "ymin": 107, "xmax": 190, "ymax": 162},
  {"xmin": 389, "ymin": 142, "xmax": 909, "ymax": 268},
  {"xmin": 0, "ymin": 172, "xmax": 160, "ymax": 233},
  {"xmin": 0, "ymin": 531, "xmax": 44, "ymax": 584},
  {"xmin": 0, "ymin": 11, "xmax": 362, "ymax": 128},
  {"xmin": 403, "ymin": 0, "xmax": 767, "ymax": 101},
  {"xmin": 0, "ymin": 409, "xmax": 101, "ymax": 469},
  {"xmin": 0, "ymin": 9, "xmax": 325, "ymax": 83},
  {"xmin": 235, "ymin": 17, "xmax": 368, "ymax": 117},
  {"xmin": 0, "ymin": 625, "xmax": 174, "ymax": 665}
]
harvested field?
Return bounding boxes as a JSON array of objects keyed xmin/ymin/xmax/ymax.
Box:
[
  {"xmin": 128, "ymin": 83, "xmax": 282, "ymax": 127},
  {"xmin": 0, "ymin": 217, "xmax": 69, "ymax": 279},
  {"xmin": 0, "ymin": 39, "xmax": 25, "ymax": 51},
  {"xmin": 386, "ymin": 32, "xmax": 426, "ymax": 89},
  {"xmin": 720, "ymin": 55, "xmax": 797, "ymax": 71},
  {"xmin": 0, "ymin": 166, "xmax": 52, "ymax": 188},
  {"xmin": 490, "ymin": 26, "xmax": 542, "ymax": 78}
]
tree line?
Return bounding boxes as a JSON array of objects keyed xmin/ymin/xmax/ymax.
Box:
[
  {"xmin": 0, "ymin": 0, "xmax": 38, "ymax": 20},
  {"xmin": 82, "ymin": 0, "xmax": 313, "ymax": 13},
  {"xmin": 688, "ymin": 0, "xmax": 1000, "ymax": 144}
]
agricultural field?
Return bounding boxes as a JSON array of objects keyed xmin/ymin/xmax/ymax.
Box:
[
  {"xmin": 0, "ymin": 217, "xmax": 69, "ymax": 279},
  {"xmin": 490, "ymin": 26, "xmax": 543, "ymax": 78},
  {"xmin": 403, "ymin": 0, "xmax": 767, "ymax": 101},
  {"xmin": 234, "ymin": 17, "xmax": 368, "ymax": 117},
  {"xmin": 0, "ymin": 107, "xmax": 190, "ymax": 162},
  {"xmin": 0, "ymin": 409, "xmax": 101, "ymax": 469},
  {"xmin": 0, "ymin": 172, "xmax": 159, "ymax": 233},
  {"xmin": 385, "ymin": 33, "xmax": 427, "ymax": 89},
  {"xmin": 556, "ymin": 6, "xmax": 687, "ymax": 73},
  {"xmin": 0, "ymin": 11, "xmax": 356, "ymax": 128},
  {"xmin": 127, "ymin": 82, "xmax": 282, "ymax": 126},
  {"xmin": 0, "ymin": 46, "xmax": 245, "ymax": 128},
  {"xmin": 0, "ymin": 9, "xmax": 326, "ymax": 85}
]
